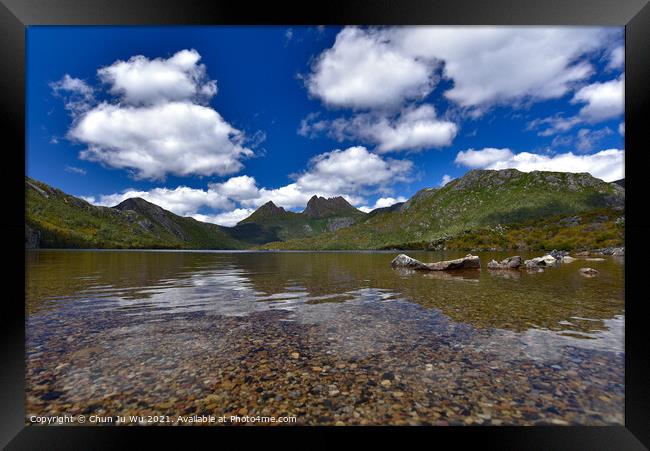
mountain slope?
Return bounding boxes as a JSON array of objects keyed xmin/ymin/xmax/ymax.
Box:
[
  {"xmin": 232, "ymin": 196, "xmax": 366, "ymax": 241},
  {"xmin": 26, "ymin": 177, "xmax": 246, "ymax": 249},
  {"xmin": 113, "ymin": 197, "xmax": 246, "ymax": 249},
  {"xmin": 261, "ymin": 169, "xmax": 625, "ymax": 250}
]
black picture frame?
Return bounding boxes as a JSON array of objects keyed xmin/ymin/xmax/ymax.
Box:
[{"xmin": 2, "ymin": 0, "xmax": 649, "ymax": 448}]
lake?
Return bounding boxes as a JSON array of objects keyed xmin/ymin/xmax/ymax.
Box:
[{"xmin": 25, "ymin": 249, "xmax": 624, "ymax": 425}]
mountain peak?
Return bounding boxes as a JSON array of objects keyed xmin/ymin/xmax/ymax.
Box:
[
  {"xmin": 258, "ymin": 200, "xmax": 285, "ymax": 213},
  {"xmin": 238, "ymin": 200, "xmax": 288, "ymax": 225},
  {"xmin": 114, "ymin": 197, "xmax": 164, "ymax": 214},
  {"xmin": 303, "ymin": 195, "xmax": 361, "ymax": 218}
]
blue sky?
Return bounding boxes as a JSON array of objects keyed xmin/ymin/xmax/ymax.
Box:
[{"xmin": 27, "ymin": 26, "xmax": 625, "ymax": 225}]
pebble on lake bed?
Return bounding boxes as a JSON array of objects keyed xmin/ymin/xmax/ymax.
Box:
[{"xmin": 579, "ymin": 267, "xmax": 599, "ymax": 277}]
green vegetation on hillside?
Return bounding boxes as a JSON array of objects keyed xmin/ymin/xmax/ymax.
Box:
[
  {"xmin": 26, "ymin": 169, "xmax": 625, "ymax": 252},
  {"xmin": 26, "ymin": 178, "xmax": 246, "ymax": 249},
  {"xmin": 261, "ymin": 169, "xmax": 624, "ymax": 250},
  {"xmin": 233, "ymin": 196, "xmax": 366, "ymax": 241},
  {"xmin": 387, "ymin": 208, "xmax": 624, "ymax": 252}
]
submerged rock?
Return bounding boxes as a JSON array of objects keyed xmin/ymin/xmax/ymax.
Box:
[
  {"xmin": 524, "ymin": 255, "xmax": 558, "ymax": 268},
  {"xmin": 579, "ymin": 267, "xmax": 599, "ymax": 277},
  {"xmin": 487, "ymin": 256, "xmax": 522, "ymax": 270},
  {"xmin": 391, "ymin": 254, "xmax": 480, "ymax": 271}
]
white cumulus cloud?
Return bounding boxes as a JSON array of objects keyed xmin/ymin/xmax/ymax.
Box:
[
  {"xmin": 392, "ymin": 27, "xmax": 608, "ymax": 110},
  {"xmin": 572, "ymin": 76, "xmax": 624, "ymax": 123},
  {"xmin": 294, "ymin": 146, "xmax": 412, "ymax": 195},
  {"xmin": 84, "ymin": 146, "xmax": 413, "ymax": 226},
  {"xmin": 358, "ymin": 196, "xmax": 407, "ymax": 213},
  {"xmin": 454, "ymin": 148, "xmax": 515, "ymax": 168},
  {"xmin": 304, "ymin": 26, "xmax": 618, "ymax": 152},
  {"xmin": 300, "ymin": 105, "xmax": 458, "ymax": 153},
  {"xmin": 97, "ymin": 49, "xmax": 217, "ymax": 105},
  {"xmin": 454, "ymin": 147, "xmax": 624, "ymax": 182},
  {"xmin": 70, "ymin": 102, "xmax": 253, "ymax": 180},
  {"xmin": 529, "ymin": 76, "xmax": 624, "ymax": 136},
  {"xmin": 59, "ymin": 49, "xmax": 254, "ymax": 180},
  {"xmin": 308, "ymin": 26, "xmax": 615, "ymax": 112},
  {"xmin": 246, "ymin": 146, "xmax": 412, "ymax": 208},
  {"xmin": 192, "ymin": 208, "xmax": 256, "ymax": 227},
  {"xmin": 208, "ymin": 175, "xmax": 260, "ymax": 202},
  {"xmin": 306, "ymin": 27, "xmax": 438, "ymax": 110},
  {"xmin": 87, "ymin": 185, "xmax": 232, "ymax": 217}
]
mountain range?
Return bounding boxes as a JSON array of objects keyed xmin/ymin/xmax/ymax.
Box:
[
  {"xmin": 26, "ymin": 169, "xmax": 625, "ymax": 251},
  {"xmin": 25, "ymin": 178, "xmax": 366, "ymax": 249}
]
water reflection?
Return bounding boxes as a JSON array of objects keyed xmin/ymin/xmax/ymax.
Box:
[{"xmin": 27, "ymin": 250, "xmax": 624, "ymax": 338}]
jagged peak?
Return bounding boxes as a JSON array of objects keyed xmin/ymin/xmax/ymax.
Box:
[{"xmin": 303, "ymin": 195, "xmax": 360, "ymax": 218}]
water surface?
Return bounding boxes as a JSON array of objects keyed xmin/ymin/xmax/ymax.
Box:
[{"xmin": 26, "ymin": 250, "xmax": 624, "ymax": 425}]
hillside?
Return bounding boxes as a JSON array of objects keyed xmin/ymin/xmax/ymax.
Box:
[
  {"xmin": 232, "ymin": 195, "xmax": 366, "ymax": 242},
  {"xmin": 392, "ymin": 207, "xmax": 624, "ymax": 252},
  {"xmin": 26, "ymin": 169, "xmax": 625, "ymax": 251},
  {"xmin": 26, "ymin": 177, "xmax": 246, "ymax": 249},
  {"xmin": 25, "ymin": 178, "xmax": 367, "ymax": 249},
  {"xmin": 261, "ymin": 169, "xmax": 625, "ymax": 250}
]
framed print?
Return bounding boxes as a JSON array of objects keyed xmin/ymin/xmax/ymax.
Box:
[{"xmin": 1, "ymin": 0, "xmax": 649, "ymax": 448}]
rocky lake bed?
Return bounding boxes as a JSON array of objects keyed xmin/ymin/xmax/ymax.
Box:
[{"xmin": 26, "ymin": 249, "xmax": 624, "ymax": 426}]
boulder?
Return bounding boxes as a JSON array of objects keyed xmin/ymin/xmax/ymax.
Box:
[
  {"xmin": 591, "ymin": 246, "xmax": 625, "ymax": 256},
  {"xmin": 561, "ymin": 256, "xmax": 576, "ymax": 263},
  {"xmin": 524, "ymin": 254, "xmax": 559, "ymax": 268},
  {"xmin": 487, "ymin": 256, "xmax": 522, "ymax": 270},
  {"xmin": 390, "ymin": 254, "xmax": 431, "ymax": 271},
  {"xmin": 427, "ymin": 254, "xmax": 480, "ymax": 271},
  {"xmin": 391, "ymin": 253, "xmax": 480, "ymax": 271},
  {"xmin": 549, "ymin": 249, "xmax": 569, "ymax": 260},
  {"xmin": 579, "ymin": 267, "xmax": 599, "ymax": 277}
]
